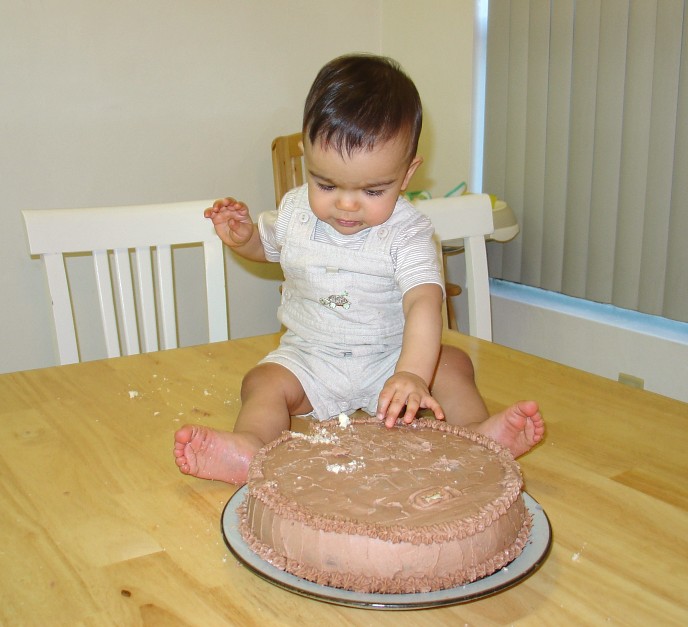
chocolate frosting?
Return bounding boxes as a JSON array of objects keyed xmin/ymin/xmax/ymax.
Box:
[{"xmin": 240, "ymin": 417, "xmax": 532, "ymax": 593}]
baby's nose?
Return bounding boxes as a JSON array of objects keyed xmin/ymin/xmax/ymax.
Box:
[{"xmin": 336, "ymin": 193, "xmax": 358, "ymax": 211}]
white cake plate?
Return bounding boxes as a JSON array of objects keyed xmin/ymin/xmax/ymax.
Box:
[{"xmin": 221, "ymin": 486, "xmax": 551, "ymax": 610}]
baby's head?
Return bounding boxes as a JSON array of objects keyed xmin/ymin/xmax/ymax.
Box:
[{"xmin": 303, "ymin": 54, "xmax": 422, "ymax": 164}]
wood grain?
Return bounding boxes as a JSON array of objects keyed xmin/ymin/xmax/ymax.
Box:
[{"xmin": 1, "ymin": 331, "xmax": 686, "ymax": 626}]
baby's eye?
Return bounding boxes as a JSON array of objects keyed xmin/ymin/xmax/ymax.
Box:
[
  {"xmin": 364, "ymin": 189, "xmax": 384, "ymax": 197},
  {"xmin": 317, "ymin": 183, "xmax": 335, "ymax": 192}
]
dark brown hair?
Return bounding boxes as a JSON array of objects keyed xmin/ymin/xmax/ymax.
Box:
[{"xmin": 303, "ymin": 54, "xmax": 422, "ymax": 161}]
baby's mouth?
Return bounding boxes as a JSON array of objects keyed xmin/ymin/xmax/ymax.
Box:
[{"xmin": 336, "ymin": 219, "xmax": 360, "ymax": 228}]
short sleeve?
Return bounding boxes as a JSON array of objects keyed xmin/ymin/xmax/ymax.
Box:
[
  {"xmin": 257, "ymin": 209, "xmax": 281, "ymax": 261},
  {"xmin": 392, "ymin": 212, "xmax": 444, "ymax": 296},
  {"xmin": 257, "ymin": 186, "xmax": 303, "ymax": 262}
]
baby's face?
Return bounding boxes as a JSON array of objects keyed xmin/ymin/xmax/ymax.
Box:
[{"xmin": 303, "ymin": 135, "xmax": 422, "ymax": 236}]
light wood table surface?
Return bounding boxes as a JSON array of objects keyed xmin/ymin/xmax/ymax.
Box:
[{"xmin": 1, "ymin": 331, "xmax": 686, "ymax": 626}]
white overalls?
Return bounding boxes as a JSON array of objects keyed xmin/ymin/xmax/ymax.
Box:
[{"xmin": 259, "ymin": 185, "xmax": 441, "ymax": 420}]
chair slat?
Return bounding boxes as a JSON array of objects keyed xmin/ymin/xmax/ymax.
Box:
[
  {"xmin": 464, "ymin": 235, "xmax": 492, "ymax": 340},
  {"xmin": 134, "ymin": 246, "xmax": 159, "ymax": 353},
  {"xmin": 93, "ymin": 249, "xmax": 121, "ymax": 358},
  {"xmin": 271, "ymin": 133, "xmax": 304, "ymax": 207},
  {"xmin": 112, "ymin": 248, "xmax": 140, "ymax": 356},
  {"xmin": 156, "ymin": 244, "xmax": 177, "ymax": 350},
  {"xmin": 204, "ymin": 240, "xmax": 228, "ymax": 342},
  {"xmin": 43, "ymin": 253, "xmax": 80, "ymax": 364}
]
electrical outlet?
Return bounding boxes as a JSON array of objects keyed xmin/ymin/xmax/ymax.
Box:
[{"xmin": 618, "ymin": 373, "xmax": 644, "ymax": 390}]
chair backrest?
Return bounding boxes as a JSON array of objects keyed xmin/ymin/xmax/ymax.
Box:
[
  {"xmin": 23, "ymin": 200, "xmax": 228, "ymax": 365},
  {"xmin": 271, "ymin": 133, "xmax": 304, "ymax": 206},
  {"xmin": 414, "ymin": 194, "xmax": 495, "ymax": 341}
]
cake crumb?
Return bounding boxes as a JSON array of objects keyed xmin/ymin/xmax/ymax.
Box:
[
  {"xmin": 572, "ymin": 542, "xmax": 587, "ymax": 562},
  {"xmin": 326, "ymin": 459, "xmax": 365, "ymax": 474},
  {"xmin": 128, "ymin": 390, "xmax": 139, "ymax": 399},
  {"xmin": 338, "ymin": 412, "xmax": 351, "ymax": 428},
  {"xmin": 291, "ymin": 429, "xmax": 340, "ymax": 445}
]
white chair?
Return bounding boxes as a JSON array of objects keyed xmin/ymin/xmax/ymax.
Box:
[
  {"xmin": 23, "ymin": 200, "xmax": 228, "ymax": 365},
  {"xmin": 414, "ymin": 194, "xmax": 494, "ymax": 341}
]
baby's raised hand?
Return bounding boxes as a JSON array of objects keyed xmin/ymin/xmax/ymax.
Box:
[
  {"xmin": 203, "ymin": 197, "xmax": 254, "ymax": 247},
  {"xmin": 376, "ymin": 371, "xmax": 445, "ymax": 429}
]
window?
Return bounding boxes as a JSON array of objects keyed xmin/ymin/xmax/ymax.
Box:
[{"xmin": 482, "ymin": 0, "xmax": 688, "ymax": 323}]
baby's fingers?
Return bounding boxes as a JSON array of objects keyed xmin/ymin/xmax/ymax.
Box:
[
  {"xmin": 376, "ymin": 392, "xmax": 400, "ymax": 428},
  {"xmin": 400, "ymin": 393, "xmax": 444, "ymax": 424},
  {"xmin": 422, "ymin": 396, "xmax": 445, "ymax": 421},
  {"xmin": 204, "ymin": 197, "xmax": 245, "ymax": 218},
  {"xmin": 401, "ymin": 394, "xmax": 421, "ymax": 424}
]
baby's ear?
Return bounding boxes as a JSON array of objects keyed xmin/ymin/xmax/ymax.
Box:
[{"xmin": 401, "ymin": 156, "xmax": 423, "ymax": 191}]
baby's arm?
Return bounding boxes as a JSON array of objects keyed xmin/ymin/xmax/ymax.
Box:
[
  {"xmin": 376, "ymin": 283, "xmax": 445, "ymax": 428},
  {"xmin": 204, "ymin": 197, "xmax": 266, "ymax": 261}
]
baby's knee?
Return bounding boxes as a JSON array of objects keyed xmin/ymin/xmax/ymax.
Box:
[
  {"xmin": 240, "ymin": 364, "xmax": 277, "ymax": 399},
  {"xmin": 240, "ymin": 362, "xmax": 309, "ymax": 413},
  {"xmin": 440, "ymin": 345, "xmax": 476, "ymax": 379}
]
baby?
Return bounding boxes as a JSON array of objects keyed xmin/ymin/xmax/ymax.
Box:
[{"xmin": 174, "ymin": 54, "xmax": 544, "ymax": 484}]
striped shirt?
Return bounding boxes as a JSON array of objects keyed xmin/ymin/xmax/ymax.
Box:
[{"xmin": 258, "ymin": 184, "xmax": 443, "ymax": 297}]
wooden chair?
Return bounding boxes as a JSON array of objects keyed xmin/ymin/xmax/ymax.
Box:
[
  {"xmin": 23, "ymin": 200, "xmax": 228, "ymax": 365},
  {"xmin": 271, "ymin": 132, "xmax": 304, "ymax": 207},
  {"xmin": 414, "ymin": 194, "xmax": 495, "ymax": 340},
  {"xmin": 270, "ymin": 133, "xmax": 466, "ymax": 328}
]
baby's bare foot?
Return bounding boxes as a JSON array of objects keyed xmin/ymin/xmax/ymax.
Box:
[
  {"xmin": 476, "ymin": 400, "xmax": 544, "ymax": 458},
  {"xmin": 173, "ymin": 425, "xmax": 261, "ymax": 485}
]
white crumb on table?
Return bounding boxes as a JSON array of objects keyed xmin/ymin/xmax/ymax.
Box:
[{"xmin": 572, "ymin": 542, "xmax": 587, "ymax": 561}]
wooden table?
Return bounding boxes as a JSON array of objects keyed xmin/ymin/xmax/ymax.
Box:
[{"xmin": 1, "ymin": 331, "xmax": 686, "ymax": 626}]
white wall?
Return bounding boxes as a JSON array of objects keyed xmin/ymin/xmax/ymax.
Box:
[
  {"xmin": 490, "ymin": 282, "xmax": 688, "ymax": 403},
  {"xmin": 382, "ymin": 0, "xmax": 475, "ymax": 196},
  {"xmin": 0, "ymin": 0, "xmax": 384, "ymax": 371},
  {"xmin": 448, "ymin": 266, "xmax": 688, "ymax": 402}
]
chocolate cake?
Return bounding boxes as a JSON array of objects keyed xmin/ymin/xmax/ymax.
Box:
[{"xmin": 238, "ymin": 416, "xmax": 531, "ymax": 594}]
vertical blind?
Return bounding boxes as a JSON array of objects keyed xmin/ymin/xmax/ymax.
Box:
[{"xmin": 483, "ymin": 0, "xmax": 688, "ymax": 324}]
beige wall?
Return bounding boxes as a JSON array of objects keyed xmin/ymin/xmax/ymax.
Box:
[
  {"xmin": 382, "ymin": 0, "xmax": 475, "ymax": 196},
  {"xmin": 1, "ymin": 1, "xmax": 475, "ymax": 372}
]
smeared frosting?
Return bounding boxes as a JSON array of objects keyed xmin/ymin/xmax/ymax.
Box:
[{"xmin": 239, "ymin": 417, "xmax": 532, "ymax": 593}]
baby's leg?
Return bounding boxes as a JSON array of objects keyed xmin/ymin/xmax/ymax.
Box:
[
  {"xmin": 431, "ymin": 345, "xmax": 490, "ymax": 423},
  {"xmin": 173, "ymin": 363, "xmax": 312, "ymax": 484},
  {"xmin": 431, "ymin": 345, "xmax": 544, "ymax": 457}
]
